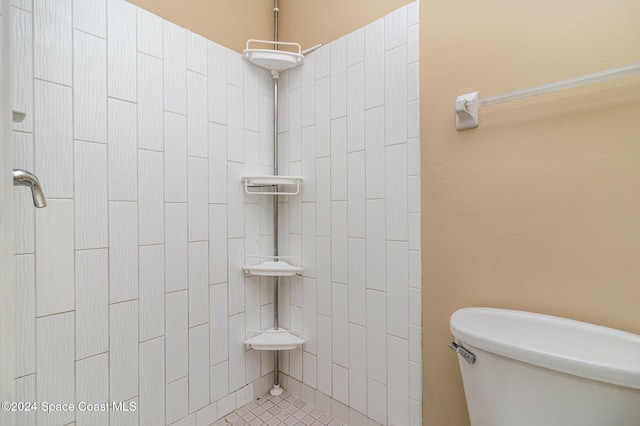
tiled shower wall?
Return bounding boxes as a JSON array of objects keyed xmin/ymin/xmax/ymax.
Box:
[
  {"xmin": 11, "ymin": 0, "xmax": 278, "ymax": 424},
  {"xmin": 275, "ymin": 3, "xmax": 422, "ymax": 426}
]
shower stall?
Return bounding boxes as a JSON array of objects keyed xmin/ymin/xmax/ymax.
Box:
[{"xmin": 3, "ymin": 0, "xmax": 421, "ymax": 424}]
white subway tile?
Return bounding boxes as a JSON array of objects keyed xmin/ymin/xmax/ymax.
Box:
[
  {"xmin": 365, "ymin": 199, "xmax": 386, "ymax": 291},
  {"xmin": 302, "ymin": 351, "xmax": 317, "ymax": 389},
  {"xmin": 244, "ymin": 130, "xmax": 260, "ymax": 175},
  {"xmin": 35, "ymin": 199, "xmax": 74, "ymax": 316},
  {"xmin": 386, "ymin": 143, "xmax": 408, "ymax": 241},
  {"xmin": 12, "ymin": 0, "xmax": 32, "ymax": 10},
  {"xmin": 12, "ymin": 8, "xmax": 33, "ymax": 132},
  {"xmin": 187, "ymin": 31, "xmax": 207, "ymax": 74},
  {"xmin": 410, "ymin": 325, "xmax": 421, "ymax": 364},
  {"xmin": 244, "ymin": 204, "xmax": 259, "ymax": 268},
  {"xmin": 409, "ymin": 249, "xmax": 421, "ymax": 289},
  {"xmin": 15, "ymin": 254, "xmax": 35, "ymax": 377},
  {"xmin": 366, "ymin": 290, "xmax": 387, "ymax": 384},
  {"xmin": 289, "ymin": 87, "xmax": 301, "ymax": 162},
  {"xmin": 227, "ymin": 161, "xmax": 244, "ymax": 239},
  {"xmin": 166, "ymin": 377, "xmax": 189, "ymax": 424},
  {"xmin": 289, "ymin": 266, "xmax": 302, "ymax": 308},
  {"xmin": 139, "ymin": 337, "xmax": 165, "ymax": 426},
  {"xmin": 189, "ymin": 324, "xmax": 210, "ymax": 412},
  {"xmin": 408, "ymin": 174, "xmax": 420, "ymax": 214},
  {"xmin": 278, "ymin": 72, "xmax": 289, "ymax": 133},
  {"xmin": 331, "ymin": 202, "xmax": 348, "ymax": 284},
  {"xmin": 387, "ymin": 336, "xmax": 410, "ymax": 426},
  {"xmin": 407, "ymin": 1, "xmax": 419, "ymax": 26},
  {"xmin": 166, "ymin": 290, "xmax": 188, "ymax": 382},
  {"xmin": 315, "ymin": 77, "xmax": 330, "ymax": 158},
  {"xmin": 407, "ymin": 62, "xmax": 419, "ymax": 102},
  {"xmin": 107, "ymin": 0, "xmax": 136, "ymax": 101},
  {"xmin": 73, "ymin": 30, "xmax": 107, "ymax": 142},
  {"xmin": 332, "ymin": 364, "xmax": 349, "ymax": 405},
  {"xmin": 217, "ymin": 392, "xmax": 237, "ymax": 418},
  {"xmin": 410, "ymin": 360, "xmax": 422, "ymax": 402},
  {"xmin": 226, "ymin": 48, "xmax": 243, "ymax": 88},
  {"xmin": 244, "ymin": 61, "xmax": 260, "ymax": 132},
  {"xmin": 408, "ymin": 137, "xmax": 420, "ymax": 176},
  {"xmin": 387, "ymin": 241, "xmax": 409, "ymax": 339},
  {"xmin": 316, "ymin": 314, "xmax": 332, "ymax": 395},
  {"xmin": 364, "ymin": 18, "xmax": 384, "ymax": 109},
  {"xmin": 314, "ymin": 45, "xmax": 330, "ymax": 80},
  {"xmin": 348, "ymin": 238, "xmax": 366, "ymax": 327},
  {"xmin": 301, "ymin": 125, "xmax": 316, "ymax": 202},
  {"xmin": 385, "ymin": 46, "xmax": 407, "ymax": 146},
  {"xmin": 409, "ymin": 287, "xmax": 421, "ymax": 327},
  {"xmin": 210, "ymin": 283, "xmax": 228, "ymax": 366},
  {"xmin": 347, "ymin": 62, "xmax": 365, "ymax": 153},
  {"xmin": 34, "ymin": 80, "xmax": 73, "ymax": 198},
  {"xmin": 208, "ymin": 42, "xmax": 227, "ymax": 124},
  {"xmin": 245, "ymin": 348, "xmax": 260, "ymax": 384},
  {"xmin": 331, "ymin": 38, "xmax": 347, "ymax": 119},
  {"xmin": 36, "ymin": 313, "xmax": 74, "ymax": 426},
  {"xmin": 302, "ymin": 278, "xmax": 317, "ymax": 354},
  {"xmin": 278, "ymin": 131, "xmax": 290, "ymax": 174},
  {"xmin": 75, "ymin": 141, "xmax": 108, "ymax": 249},
  {"xmin": 165, "ymin": 203, "xmax": 188, "ymax": 292},
  {"xmin": 410, "ymin": 399, "xmax": 422, "ymax": 426},
  {"xmin": 259, "ymin": 195, "xmax": 274, "ymax": 238},
  {"xmin": 108, "ymin": 98, "xmax": 138, "ymax": 200},
  {"xmin": 164, "ymin": 21, "xmax": 187, "ymax": 114},
  {"xmin": 109, "ymin": 202, "xmax": 138, "ymax": 303},
  {"xmin": 139, "ymin": 245, "xmax": 165, "ymax": 341},
  {"xmin": 260, "ymin": 67, "xmax": 272, "ymax": 97},
  {"xmin": 347, "ymin": 27, "xmax": 365, "ymax": 66},
  {"xmin": 315, "ymin": 157, "xmax": 330, "ymax": 236},
  {"xmin": 76, "ymin": 354, "xmax": 109, "ymax": 426},
  {"xmin": 13, "ymin": 132, "xmax": 34, "ymax": 253},
  {"xmin": 259, "ymin": 94, "xmax": 274, "ymax": 168},
  {"xmin": 210, "ymin": 361, "xmax": 229, "ymax": 403},
  {"xmin": 347, "ymin": 152, "xmax": 366, "ymax": 238},
  {"xmin": 348, "ymin": 323, "xmax": 367, "ymax": 414},
  {"xmin": 289, "ymin": 181, "xmax": 301, "ymax": 235},
  {"xmin": 76, "ymin": 249, "xmax": 108, "ymax": 359},
  {"xmin": 316, "ymin": 236, "xmax": 331, "ymax": 316},
  {"xmin": 209, "ymin": 122, "xmax": 228, "ymax": 203},
  {"xmin": 330, "ymin": 117, "xmax": 347, "ymax": 201},
  {"xmin": 110, "ymin": 300, "xmax": 138, "ymax": 402},
  {"xmin": 367, "ymin": 379, "xmax": 387, "ymax": 425},
  {"xmin": 196, "ymin": 402, "xmax": 218, "ymax": 426},
  {"xmin": 34, "ymin": 0, "xmax": 72, "ymax": 85},
  {"xmin": 136, "ymin": 7, "xmax": 163, "ymax": 58},
  {"xmin": 301, "ymin": 56, "xmax": 315, "ymax": 127},
  {"xmin": 164, "ymin": 112, "xmax": 188, "ymax": 202},
  {"xmin": 407, "ymin": 23, "xmax": 419, "ymax": 64},
  {"xmin": 138, "ymin": 149, "xmax": 164, "ymax": 245},
  {"xmin": 227, "ymin": 238, "xmax": 245, "ymax": 315},
  {"xmin": 289, "ymin": 348, "xmax": 303, "ymax": 382},
  {"xmin": 332, "ymin": 282, "xmax": 349, "ymax": 367},
  {"xmin": 188, "ymin": 71, "xmax": 208, "ymax": 157},
  {"xmin": 364, "ymin": 106, "xmax": 385, "ymax": 200},
  {"xmin": 188, "ymin": 156, "xmax": 209, "ymax": 241},
  {"xmin": 137, "ymin": 53, "xmax": 164, "ymax": 151},
  {"xmin": 227, "ymin": 85, "xmax": 244, "ymax": 163},
  {"xmin": 289, "ymin": 65, "xmax": 301, "ymax": 89},
  {"xmin": 228, "ymin": 313, "xmax": 246, "ymax": 392},
  {"xmin": 408, "ymin": 212, "xmax": 420, "ymax": 251},
  {"xmin": 385, "ymin": 6, "xmax": 407, "ymax": 50},
  {"xmin": 209, "ymin": 205, "xmax": 228, "ymax": 284},
  {"xmin": 301, "ymin": 203, "xmax": 316, "ymax": 278},
  {"xmin": 189, "ymin": 241, "xmax": 209, "ymax": 326}
]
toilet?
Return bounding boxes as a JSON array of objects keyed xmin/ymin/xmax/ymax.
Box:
[{"xmin": 449, "ymin": 307, "xmax": 640, "ymax": 426}]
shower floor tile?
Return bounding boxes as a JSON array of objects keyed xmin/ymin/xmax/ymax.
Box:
[{"xmin": 214, "ymin": 391, "xmax": 345, "ymax": 426}]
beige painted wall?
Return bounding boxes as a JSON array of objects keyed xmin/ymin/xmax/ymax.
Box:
[
  {"xmin": 278, "ymin": 0, "xmax": 413, "ymax": 50},
  {"xmin": 421, "ymin": 1, "xmax": 640, "ymax": 425},
  {"xmin": 127, "ymin": 0, "xmax": 273, "ymax": 52}
]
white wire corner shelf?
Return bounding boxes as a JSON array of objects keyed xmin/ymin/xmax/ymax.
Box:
[
  {"xmin": 244, "ymin": 328, "xmax": 305, "ymax": 351},
  {"xmin": 243, "ymin": 39, "xmax": 304, "ymax": 72},
  {"xmin": 243, "ymin": 256, "xmax": 302, "ymax": 277},
  {"xmin": 242, "ymin": 175, "xmax": 303, "ymax": 196}
]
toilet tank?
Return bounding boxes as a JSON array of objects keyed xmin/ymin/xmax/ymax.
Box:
[{"xmin": 450, "ymin": 308, "xmax": 640, "ymax": 426}]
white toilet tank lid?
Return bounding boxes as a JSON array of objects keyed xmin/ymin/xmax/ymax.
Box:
[{"xmin": 450, "ymin": 307, "xmax": 640, "ymax": 390}]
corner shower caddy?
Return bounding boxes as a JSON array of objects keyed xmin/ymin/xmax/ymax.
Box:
[{"xmin": 241, "ymin": 1, "xmax": 311, "ymax": 396}]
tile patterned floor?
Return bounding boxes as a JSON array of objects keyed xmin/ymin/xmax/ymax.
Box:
[{"xmin": 214, "ymin": 391, "xmax": 345, "ymax": 426}]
